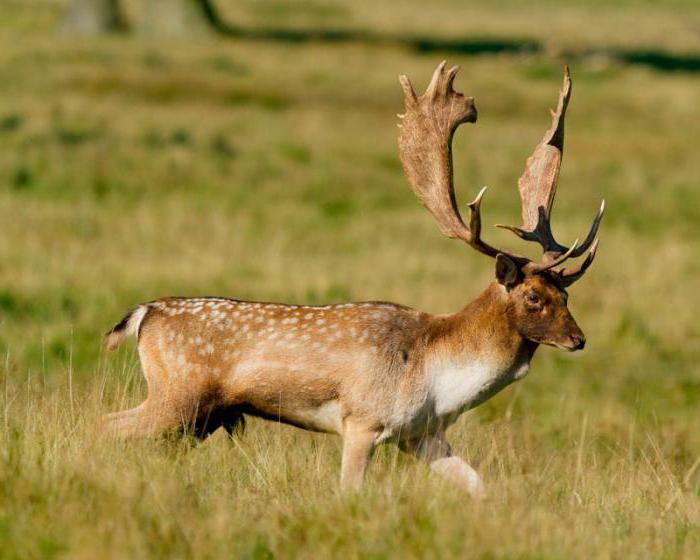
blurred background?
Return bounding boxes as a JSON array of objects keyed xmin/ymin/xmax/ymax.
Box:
[{"xmin": 0, "ymin": 1, "xmax": 698, "ymax": 558}]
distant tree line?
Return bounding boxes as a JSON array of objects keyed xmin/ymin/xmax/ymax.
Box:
[{"xmin": 60, "ymin": 0, "xmax": 224, "ymax": 36}]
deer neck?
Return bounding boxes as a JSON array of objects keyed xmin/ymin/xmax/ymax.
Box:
[{"xmin": 424, "ymin": 283, "xmax": 538, "ymax": 417}]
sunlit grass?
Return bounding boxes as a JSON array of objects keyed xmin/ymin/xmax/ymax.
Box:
[{"xmin": 2, "ymin": 364, "xmax": 698, "ymax": 558}]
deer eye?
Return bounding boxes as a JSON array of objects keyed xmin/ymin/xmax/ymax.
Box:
[{"xmin": 525, "ymin": 294, "xmax": 540, "ymax": 305}]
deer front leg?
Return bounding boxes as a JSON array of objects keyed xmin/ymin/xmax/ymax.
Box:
[
  {"xmin": 340, "ymin": 420, "xmax": 378, "ymax": 491},
  {"xmin": 401, "ymin": 432, "xmax": 485, "ymax": 498}
]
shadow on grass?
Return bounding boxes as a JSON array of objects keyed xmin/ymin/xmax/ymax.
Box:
[
  {"xmin": 211, "ymin": 21, "xmax": 700, "ymax": 74},
  {"xmin": 218, "ymin": 24, "xmax": 539, "ymax": 56},
  {"xmin": 617, "ymin": 50, "xmax": 700, "ymax": 72}
]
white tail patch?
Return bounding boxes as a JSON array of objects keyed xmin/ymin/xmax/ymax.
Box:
[
  {"xmin": 124, "ymin": 306, "xmax": 149, "ymax": 336},
  {"xmin": 105, "ymin": 305, "xmax": 149, "ymax": 351}
]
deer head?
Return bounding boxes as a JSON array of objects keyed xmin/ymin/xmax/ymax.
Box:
[{"xmin": 398, "ymin": 62, "xmax": 603, "ymax": 351}]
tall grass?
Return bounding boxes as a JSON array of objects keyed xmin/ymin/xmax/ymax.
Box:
[{"xmin": 0, "ymin": 2, "xmax": 699, "ymax": 558}]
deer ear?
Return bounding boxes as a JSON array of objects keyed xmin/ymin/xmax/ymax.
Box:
[{"xmin": 495, "ymin": 254, "xmax": 521, "ymax": 289}]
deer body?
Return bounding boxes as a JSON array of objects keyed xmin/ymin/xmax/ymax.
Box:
[
  {"xmin": 104, "ymin": 62, "xmax": 603, "ymax": 497},
  {"xmin": 105, "ymin": 283, "xmax": 532, "ymax": 438}
]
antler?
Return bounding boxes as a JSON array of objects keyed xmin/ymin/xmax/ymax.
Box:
[
  {"xmin": 397, "ymin": 62, "xmax": 519, "ymax": 261},
  {"xmin": 497, "ymin": 66, "xmax": 604, "ymax": 284},
  {"xmin": 397, "ymin": 62, "xmax": 600, "ymax": 285}
]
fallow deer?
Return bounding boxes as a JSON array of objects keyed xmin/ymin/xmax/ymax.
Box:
[{"xmin": 103, "ymin": 62, "xmax": 604, "ymax": 497}]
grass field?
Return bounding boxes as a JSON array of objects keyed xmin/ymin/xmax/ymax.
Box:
[{"xmin": 1, "ymin": 1, "xmax": 699, "ymax": 558}]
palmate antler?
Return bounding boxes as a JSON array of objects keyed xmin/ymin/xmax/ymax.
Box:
[
  {"xmin": 397, "ymin": 62, "xmax": 603, "ymax": 286},
  {"xmin": 496, "ymin": 66, "xmax": 604, "ymax": 285}
]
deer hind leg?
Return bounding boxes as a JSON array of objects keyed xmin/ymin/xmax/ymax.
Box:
[
  {"xmin": 400, "ymin": 431, "xmax": 485, "ymax": 498},
  {"xmin": 101, "ymin": 343, "xmax": 196, "ymax": 438},
  {"xmin": 102, "ymin": 325, "xmax": 239, "ymax": 439},
  {"xmin": 101, "ymin": 403, "xmax": 148, "ymax": 436},
  {"xmin": 101, "ymin": 398, "xmax": 189, "ymax": 438}
]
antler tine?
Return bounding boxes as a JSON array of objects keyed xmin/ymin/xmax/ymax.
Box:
[
  {"xmin": 496, "ymin": 206, "xmax": 568, "ymax": 257},
  {"xmin": 558, "ymin": 238, "xmax": 600, "ymax": 287},
  {"xmin": 527, "ymin": 238, "xmax": 579, "ymax": 273},
  {"xmin": 424, "ymin": 60, "xmax": 447, "ymax": 98},
  {"xmin": 424, "ymin": 60, "xmax": 460, "ymax": 98},
  {"xmin": 466, "ymin": 186, "xmax": 487, "ymax": 245},
  {"xmin": 464, "ymin": 187, "xmax": 511, "ymax": 259},
  {"xmin": 398, "ymin": 62, "xmax": 518, "ymax": 260},
  {"xmin": 398, "ymin": 74, "xmax": 417, "ymax": 106},
  {"xmin": 496, "ymin": 198, "xmax": 604, "ymax": 259},
  {"xmin": 569, "ymin": 199, "xmax": 605, "ymax": 258}
]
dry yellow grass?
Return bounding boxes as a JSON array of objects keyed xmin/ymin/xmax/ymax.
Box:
[{"xmin": 0, "ymin": 2, "xmax": 699, "ymax": 558}]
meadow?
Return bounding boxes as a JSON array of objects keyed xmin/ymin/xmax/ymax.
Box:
[{"xmin": 0, "ymin": 1, "xmax": 699, "ymax": 558}]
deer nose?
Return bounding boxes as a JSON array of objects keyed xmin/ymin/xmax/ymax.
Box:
[{"xmin": 570, "ymin": 334, "xmax": 586, "ymax": 350}]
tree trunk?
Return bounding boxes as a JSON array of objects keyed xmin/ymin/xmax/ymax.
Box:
[
  {"xmin": 137, "ymin": 0, "xmax": 223, "ymax": 37},
  {"xmin": 60, "ymin": 0, "xmax": 125, "ymax": 34}
]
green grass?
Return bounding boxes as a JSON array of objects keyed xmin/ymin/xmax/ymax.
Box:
[{"xmin": 1, "ymin": 2, "xmax": 699, "ymax": 558}]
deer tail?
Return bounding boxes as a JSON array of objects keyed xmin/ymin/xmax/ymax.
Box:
[{"xmin": 104, "ymin": 305, "xmax": 151, "ymax": 351}]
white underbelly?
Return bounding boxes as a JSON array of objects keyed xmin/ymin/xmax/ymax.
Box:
[{"xmin": 281, "ymin": 400, "xmax": 342, "ymax": 434}]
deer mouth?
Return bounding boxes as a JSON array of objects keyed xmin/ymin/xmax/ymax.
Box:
[
  {"xmin": 553, "ymin": 342, "xmax": 579, "ymax": 352},
  {"xmin": 549, "ymin": 336, "xmax": 586, "ymax": 352}
]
